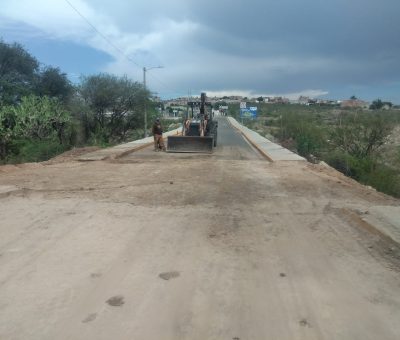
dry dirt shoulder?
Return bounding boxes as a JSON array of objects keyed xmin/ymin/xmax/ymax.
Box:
[{"xmin": 0, "ymin": 153, "xmax": 400, "ymax": 339}]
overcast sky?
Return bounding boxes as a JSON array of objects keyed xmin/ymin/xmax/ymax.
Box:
[{"xmin": 1, "ymin": 0, "xmax": 400, "ymax": 101}]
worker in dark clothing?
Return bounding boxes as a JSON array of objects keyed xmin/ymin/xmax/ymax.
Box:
[{"xmin": 152, "ymin": 118, "xmax": 166, "ymax": 151}]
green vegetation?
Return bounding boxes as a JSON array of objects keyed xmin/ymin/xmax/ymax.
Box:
[
  {"xmin": 79, "ymin": 74, "xmax": 149, "ymax": 144},
  {"xmin": 370, "ymin": 98, "xmax": 393, "ymax": 110},
  {"xmin": 0, "ymin": 95, "xmax": 71, "ymax": 161},
  {"xmin": 234, "ymin": 103, "xmax": 400, "ymax": 198},
  {"xmin": 0, "ymin": 39, "xmax": 159, "ymax": 163}
]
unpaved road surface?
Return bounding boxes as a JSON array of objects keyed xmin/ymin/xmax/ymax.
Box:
[{"xmin": 1, "ymin": 117, "xmax": 400, "ymax": 340}]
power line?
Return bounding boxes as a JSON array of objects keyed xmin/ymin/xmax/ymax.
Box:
[
  {"xmin": 64, "ymin": 0, "xmax": 182, "ymax": 97},
  {"xmin": 147, "ymin": 72, "xmax": 170, "ymax": 91},
  {"xmin": 64, "ymin": 0, "xmax": 141, "ymax": 69}
]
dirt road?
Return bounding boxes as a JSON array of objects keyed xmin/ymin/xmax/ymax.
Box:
[{"xmin": 1, "ymin": 117, "xmax": 400, "ymax": 340}]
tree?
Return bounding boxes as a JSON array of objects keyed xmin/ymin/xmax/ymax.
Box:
[
  {"xmin": 36, "ymin": 66, "xmax": 73, "ymax": 103},
  {"xmin": 370, "ymin": 98, "xmax": 392, "ymax": 110},
  {"xmin": 214, "ymin": 101, "xmax": 227, "ymax": 109},
  {"xmin": 370, "ymin": 99, "xmax": 383, "ymax": 110},
  {"xmin": 67, "ymin": 96, "xmax": 94, "ymax": 144},
  {"xmin": 79, "ymin": 74, "xmax": 149, "ymax": 142},
  {"xmin": 331, "ymin": 112, "xmax": 393, "ymax": 158},
  {"xmin": 0, "ymin": 40, "xmax": 39, "ymax": 105},
  {"xmin": 257, "ymin": 96, "xmax": 264, "ymax": 102},
  {"xmin": 0, "ymin": 106, "xmax": 16, "ymax": 160},
  {"xmin": 350, "ymin": 95, "xmax": 357, "ymax": 100}
]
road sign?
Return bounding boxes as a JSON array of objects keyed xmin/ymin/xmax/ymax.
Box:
[
  {"xmin": 240, "ymin": 102, "xmax": 247, "ymax": 109},
  {"xmin": 240, "ymin": 106, "xmax": 257, "ymax": 118}
]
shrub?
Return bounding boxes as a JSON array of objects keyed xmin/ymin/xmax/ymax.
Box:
[
  {"xmin": 362, "ymin": 165, "xmax": 400, "ymax": 197},
  {"xmin": 325, "ymin": 151, "xmax": 374, "ymax": 178},
  {"xmin": 330, "ymin": 111, "xmax": 392, "ymax": 158},
  {"xmin": 325, "ymin": 150, "xmax": 400, "ymax": 197},
  {"xmin": 0, "ymin": 95, "xmax": 72, "ymax": 162},
  {"xmin": 9, "ymin": 139, "xmax": 70, "ymax": 163},
  {"xmin": 279, "ymin": 112, "xmax": 327, "ymax": 157}
]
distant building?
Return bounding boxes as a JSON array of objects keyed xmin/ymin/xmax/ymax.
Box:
[
  {"xmin": 340, "ymin": 99, "xmax": 369, "ymax": 109},
  {"xmin": 298, "ymin": 96, "xmax": 310, "ymax": 105},
  {"xmin": 265, "ymin": 96, "xmax": 289, "ymax": 104},
  {"xmin": 296, "ymin": 96, "xmax": 325, "ymax": 105},
  {"xmin": 316, "ymin": 99, "xmax": 339, "ymax": 106}
]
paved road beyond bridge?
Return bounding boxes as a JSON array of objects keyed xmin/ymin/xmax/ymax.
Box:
[{"xmin": 0, "ymin": 117, "xmax": 399, "ymax": 340}]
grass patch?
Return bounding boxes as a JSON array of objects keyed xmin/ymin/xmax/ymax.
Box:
[{"xmin": 8, "ymin": 139, "xmax": 71, "ymax": 163}]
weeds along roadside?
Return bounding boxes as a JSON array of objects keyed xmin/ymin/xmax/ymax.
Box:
[{"xmin": 235, "ymin": 103, "xmax": 400, "ymax": 198}]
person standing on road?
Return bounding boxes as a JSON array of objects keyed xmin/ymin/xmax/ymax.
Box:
[{"xmin": 152, "ymin": 118, "xmax": 166, "ymax": 151}]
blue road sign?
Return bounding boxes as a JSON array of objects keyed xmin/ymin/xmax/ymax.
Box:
[{"xmin": 240, "ymin": 106, "xmax": 257, "ymax": 118}]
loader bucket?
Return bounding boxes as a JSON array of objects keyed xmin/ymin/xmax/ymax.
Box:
[{"xmin": 167, "ymin": 136, "xmax": 214, "ymax": 153}]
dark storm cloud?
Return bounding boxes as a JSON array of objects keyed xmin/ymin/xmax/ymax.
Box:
[
  {"xmin": 76, "ymin": 0, "xmax": 400, "ymax": 100},
  {"xmin": 190, "ymin": 0, "xmax": 400, "ymax": 55},
  {"xmin": 3, "ymin": 0, "xmax": 400, "ymax": 100}
]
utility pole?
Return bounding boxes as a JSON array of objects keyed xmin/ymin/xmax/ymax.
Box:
[
  {"xmin": 143, "ymin": 67, "xmax": 147, "ymax": 137},
  {"xmin": 143, "ymin": 66, "xmax": 163, "ymax": 137}
]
